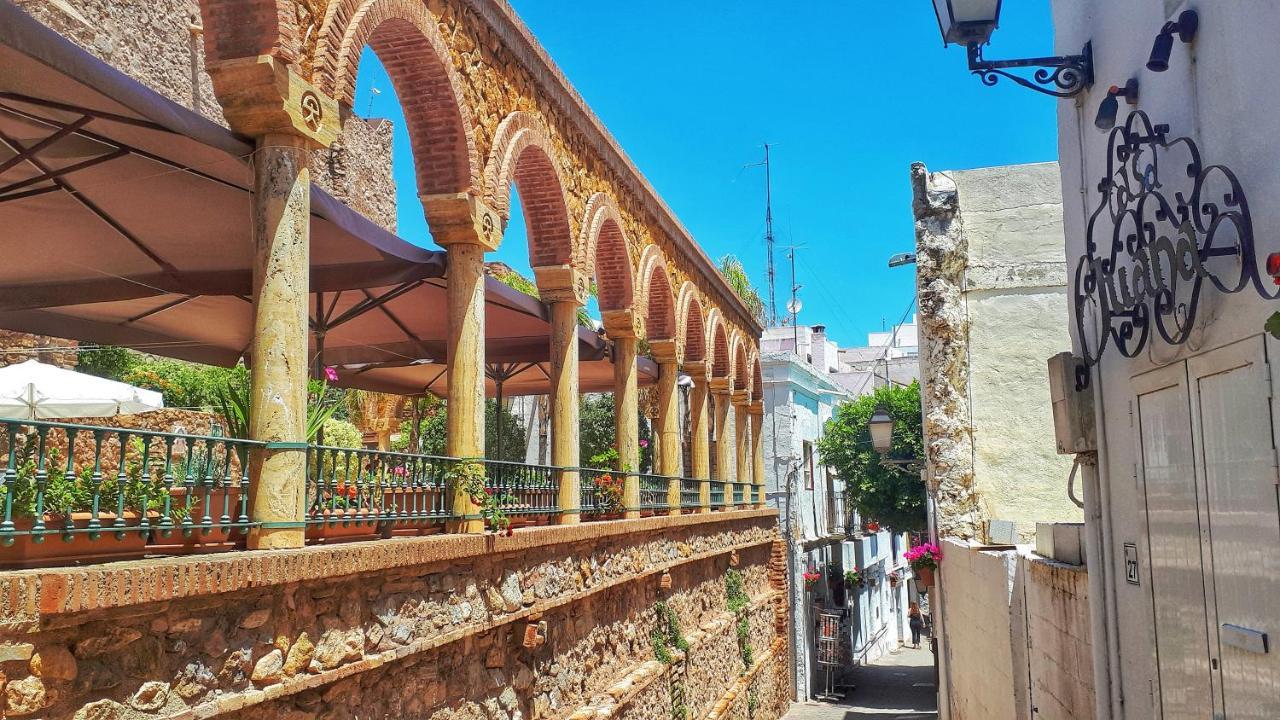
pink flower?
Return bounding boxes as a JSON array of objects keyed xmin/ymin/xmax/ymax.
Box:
[
  {"xmin": 323, "ymin": 366, "xmax": 339, "ymax": 383},
  {"xmin": 639, "ymin": 439, "xmax": 649, "ymax": 449},
  {"xmin": 393, "ymin": 465, "xmax": 407, "ymax": 477}
]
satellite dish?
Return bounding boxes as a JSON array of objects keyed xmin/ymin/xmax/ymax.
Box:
[{"xmin": 786, "ymin": 298, "xmax": 803, "ymax": 315}]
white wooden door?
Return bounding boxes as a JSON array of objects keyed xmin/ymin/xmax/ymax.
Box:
[
  {"xmin": 1188, "ymin": 337, "xmax": 1280, "ymax": 718},
  {"xmin": 1134, "ymin": 363, "xmax": 1217, "ymax": 719}
]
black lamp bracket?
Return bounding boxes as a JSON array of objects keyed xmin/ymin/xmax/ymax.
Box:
[{"xmin": 967, "ymin": 41, "xmax": 1094, "ymax": 98}]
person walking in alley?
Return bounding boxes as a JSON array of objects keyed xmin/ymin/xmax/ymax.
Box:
[{"xmin": 908, "ymin": 602, "xmax": 924, "ymax": 649}]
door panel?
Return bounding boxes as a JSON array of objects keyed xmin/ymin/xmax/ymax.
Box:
[
  {"xmin": 1135, "ymin": 367, "xmax": 1216, "ymax": 719},
  {"xmin": 1189, "ymin": 338, "xmax": 1280, "ymax": 718}
]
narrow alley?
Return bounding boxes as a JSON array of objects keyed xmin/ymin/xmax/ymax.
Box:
[{"xmin": 784, "ymin": 647, "xmax": 938, "ymax": 720}]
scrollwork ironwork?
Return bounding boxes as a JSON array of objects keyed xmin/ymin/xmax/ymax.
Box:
[
  {"xmin": 968, "ymin": 43, "xmax": 1093, "ymax": 99},
  {"xmin": 1072, "ymin": 110, "xmax": 1278, "ymax": 389}
]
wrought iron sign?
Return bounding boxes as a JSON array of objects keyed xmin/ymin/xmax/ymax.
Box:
[{"xmin": 1073, "ymin": 111, "xmax": 1278, "ymax": 389}]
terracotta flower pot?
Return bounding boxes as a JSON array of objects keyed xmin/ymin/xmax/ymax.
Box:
[
  {"xmin": 145, "ymin": 487, "xmax": 245, "ymax": 555},
  {"xmin": 305, "ymin": 509, "xmax": 381, "ymax": 544},
  {"xmin": 0, "ymin": 513, "xmax": 147, "ymax": 569},
  {"xmin": 381, "ymin": 487, "xmax": 446, "ymax": 536},
  {"xmin": 914, "ymin": 566, "xmax": 935, "ymax": 586}
]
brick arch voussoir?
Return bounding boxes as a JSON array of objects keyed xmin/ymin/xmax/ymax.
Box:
[
  {"xmin": 731, "ymin": 333, "xmax": 749, "ymax": 392},
  {"xmin": 197, "ymin": 0, "xmax": 298, "ymax": 65},
  {"xmin": 707, "ymin": 310, "xmax": 731, "ymax": 381},
  {"xmin": 678, "ymin": 285, "xmax": 707, "ymax": 364},
  {"xmin": 315, "ymin": 0, "xmax": 481, "ymax": 196},
  {"xmin": 578, "ymin": 193, "xmax": 635, "ymax": 312},
  {"xmin": 637, "ymin": 246, "xmax": 676, "ymax": 341},
  {"xmin": 751, "ymin": 352, "xmax": 762, "ymax": 399},
  {"xmin": 484, "ymin": 112, "xmax": 574, "ymax": 268}
]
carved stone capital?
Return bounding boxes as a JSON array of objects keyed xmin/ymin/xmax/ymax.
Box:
[
  {"xmin": 206, "ymin": 56, "xmax": 339, "ymax": 148},
  {"xmin": 533, "ymin": 265, "xmax": 589, "ymax": 306},
  {"xmin": 601, "ymin": 309, "xmax": 641, "ymax": 339},
  {"xmin": 421, "ymin": 193, "xmax": 503, "ymax": 251},
  {"xmin": 731, "ymin": 389, "xmax": 750, "ymax": 408},
  {"xmin": 709, "ymin": 377, "xmax": 732, "ymax": 395},
  {"xmin": 747, "ymin": 400, "xmax": 764, "ymax": 417},
  {"xmin": 649, "ymin": 339, "xmax": 680, "ymax": 365}
]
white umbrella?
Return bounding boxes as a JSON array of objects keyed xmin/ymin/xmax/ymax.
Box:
[{"xmin": 0, "ymin": 359, "xmax": 164, "ymax": 420}]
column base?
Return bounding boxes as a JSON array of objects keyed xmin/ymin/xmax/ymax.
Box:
[{"xmin": 247, "ymin": 527, "xmax": 304, "ymax": 550}]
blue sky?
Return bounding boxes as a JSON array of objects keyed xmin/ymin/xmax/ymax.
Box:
[{"xmin": 353, "ymin": 1, "xmax": 1059, "ymax": 348}]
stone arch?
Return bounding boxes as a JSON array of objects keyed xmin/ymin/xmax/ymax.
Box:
[
  {"xmin": 637, "ymin": 246, "xmax": 676, "ymax": 341},
  {"xmin": 578, "ymin": 193, "xmax": 634, "ymax": 313},
  {"xmin": 313, "ymin": 0, "xmax": 481, "ymax": 197},
  {"xmin": 707, "ymin": 311, "xmax": 731, "ymax": 380},
  {"xmin": 677, "ymin": 283, "xmax": 707, "ymax": 364},
  {"xmin": 484, "ymin": 112, "xmax": 574, "ymax": 269},
  {"xmin": 752, "ymin": 353, "xmax": 763, "ymax": 399},
  {"xmin": 732, "ymin": 334, "xmax": 749, "ymax": 395}
]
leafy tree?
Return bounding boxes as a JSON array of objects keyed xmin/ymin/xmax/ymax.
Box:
[
  {"xmin": 394, "ymin": 398, "xmax": 527, "ymax": 461},
  {"xmin": 718, "ymin": 255, "xmax": 766, "ymax": 324},
  {"xmin": 818, "ymin": 381, "xmax": 926, "ymax": 532},
  {"xmin": 580, "ymin": 394, "xmax": 653, "ymax": 470},
  {"xmin": 76, "ymin": 345, "xmax": 139, "ymax": 380}
]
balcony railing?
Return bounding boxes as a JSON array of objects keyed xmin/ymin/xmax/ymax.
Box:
[
  {"xmin": 679, "ymin": 478, "xmax": 701, "ymax": 510},
  {"xmin": 637, "ymin": 473, "xmax": 669, "ymax": 513},
  {"xmin": 709, "ymin": 481, "xmax": 726, "ymax": 508},
  {"xmin": 0, "ymin": 418, "xmax": 758, "ymax": 567},
  {"xmin": 0, "ymin": 418, "xmax": 261, "ymax": 565}
]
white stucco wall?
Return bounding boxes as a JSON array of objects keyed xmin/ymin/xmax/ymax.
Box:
[
  {"xmin": 941, "ymin": 540, "xmax": 1095, "ymax": 720},
  {"xmin": 1051, "ymin": 3, "xmax": 1280, "ymax": 718}
]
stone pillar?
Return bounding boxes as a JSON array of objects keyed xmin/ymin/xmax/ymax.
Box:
[
  {"xmin": 613, "ymin": 333, "xmax": 640, "ymax": 519},
  {"xmin": 732, "ymin": 390, "xmax": 750, "ymax": 510},
  {"xmin": 710, "ymin": 378, "xmax": 732, "ymax": 512},
  {"xmin": 651, "ymin": 340, "xmax": 681, "ymax": 515},
  {"xmin": 536, "ymin": 266, "xmax": 589, "ymax": 525},
  {"xmin": 205, "ymin": 56, "xmax": 339, "ymax": 550},
  {"xmin": 687, "ymin": 362, "xmax": 711, "ymax": 512},
  {"xmin": 422, "ymin": 193, "xmax": 502, "ymax": 534},
  {"xmin": 749, "ymin": 401, "xmax": 765, "ymax": 507}
]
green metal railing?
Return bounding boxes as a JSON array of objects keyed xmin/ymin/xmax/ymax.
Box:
[
  {"xmin": 1, "ymin": 417, "xmax": 753, "ymax": 565},
  {"xmin": 679, "ymin": 478, "xmax": 701, "ymax": 509},
  {"xmin": 479, "ymin": 458, "xmax": 558, "ymax": 516},
  {"xmin": 0, "ymin": 418, "xmax": 261, "ymax": 549},
  {"xmin": 305, "ymin": 447, "xmax": 452, "ymax": 533},
  {"xmin": 709, "ymin": 481, "xmax": 726, "ymax": 508},
  {"xmin": 637, "ymin": 473, "xmax": 669, "ymax": 512}
]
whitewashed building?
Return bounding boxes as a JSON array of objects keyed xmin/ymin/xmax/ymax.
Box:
[{"xmin": 1046, "ymin": 2, "xmax": 1280, "ymax": 718}]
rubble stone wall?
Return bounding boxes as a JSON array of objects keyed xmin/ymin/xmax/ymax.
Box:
[{"xmin": 0, "ymin": 511, "xmax": 789, "ymax": 719}]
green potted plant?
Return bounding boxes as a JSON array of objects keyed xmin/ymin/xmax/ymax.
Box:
[{"xmin": 446, "ymin": 460, "xmax": 514, "ymax": 535}]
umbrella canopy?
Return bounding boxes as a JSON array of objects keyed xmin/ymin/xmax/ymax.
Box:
[{"xmin": 0, "ymin": 359, "xmax": 163, "ymax": 419}]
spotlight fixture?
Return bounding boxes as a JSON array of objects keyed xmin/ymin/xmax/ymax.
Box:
[
  {"xmin": 1094, "ymin": 79, "xmax": 1139, "ymax": 131},
  {"xmin": 1147, "ymin": 10, "xmax": 1199, "ymax": 72}
]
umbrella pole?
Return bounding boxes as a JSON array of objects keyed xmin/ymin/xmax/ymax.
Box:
[{"xmin": 494, "ymin": 375, "xmax": 504, "ymax": 461}]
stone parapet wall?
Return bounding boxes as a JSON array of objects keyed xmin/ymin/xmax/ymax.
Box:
[{"xmin": 0, "ymin": 511, "xmax": 787, "ymax": 719}]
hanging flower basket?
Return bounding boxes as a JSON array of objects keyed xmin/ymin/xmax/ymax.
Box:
[
  {"xmin": 905, "ymin": 543, "xmax": 942, "ymax": 586},
  {"xmin": 802, "ymin": 570, "xmax": 822, "ymax": 590},
  {"xmin": 865, "ymin": 520, "xmax": 880, "ymax": 533}
]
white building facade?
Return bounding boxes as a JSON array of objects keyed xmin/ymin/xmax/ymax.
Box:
[{"xmin": 1049, "ymin": 2, "xmax": 1280, "ymax": 718}]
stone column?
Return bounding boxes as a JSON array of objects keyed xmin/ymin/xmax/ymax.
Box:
[
  {"xmin": 749, "ymin": 401, "xmax": 765, "ymax": 507},
  {"xmin": 686, "ymin": 362, "xmax": 711, "ymax": 512},
  {"xmin": 423, "ymin": 193, "xmax": 502, "ymax": 535},
  {"xmin": 206, "ymin": 57, "xmax": 339, "ymax": 550},
  {"xmin": 613, "ymin": 331, "xmax": 640, "ymax": 519},
  {"xmin": 651, "ymin": 340, "xmax": 681, "ymax": 515},
  {"xmin": 732, "ymin": 390, "xmax": 750, "ymax": 510},
  {"xmin": 710, "ymin": 378, "xmax": 732, "ymax": 510},
  {"xmin": 536, "ymin": 266, "xmax": 588, "ymax": 525}
]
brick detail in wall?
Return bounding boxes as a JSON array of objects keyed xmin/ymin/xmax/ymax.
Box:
[{"xmin": 198, "ymin": 0, "xmax": 298, "ymax": 65}]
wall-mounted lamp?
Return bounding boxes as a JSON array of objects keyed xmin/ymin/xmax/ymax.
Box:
[
  {"xmin": 931, "ymin": 0, "xmax": 1093, "ymax": 98},
  {"xmin": 1147, "ymin": 10, "xmax": 1199, "ymax": 72},
  {"xmin": 1094, "ymin": 79, "xmax": 1140, "ymax": 131}
]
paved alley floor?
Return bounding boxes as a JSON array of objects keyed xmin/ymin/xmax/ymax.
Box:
[{"xmin": 783, "ymin": 645, "xmax": 938, "ymax": 720}]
